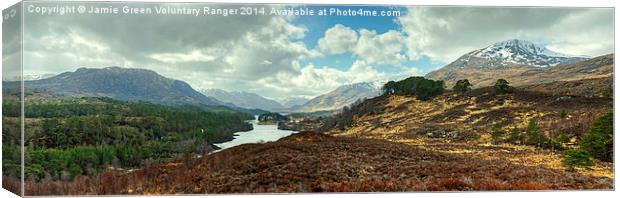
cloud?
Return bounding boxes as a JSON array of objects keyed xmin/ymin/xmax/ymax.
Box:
[
  {"xmin": 317, "ymin": 24, "xmax": 408, "ymax": 65},
  {"xmin": 354, "ymin": 29, "xmax": 407, "ymax": 65},
  {"xmin": 2, "ymin": 4, "xmax": 23, "ymax": 80},
  {"xmin": 149, "ymin": 50, "xmax": 218, "ymax": 63},
  {"xmin": 15, "ymin": 3, "xmax": 613, "ymax": 99},
  {"xmin": 543, "ymin": 9, "xmax": 614, "ymax": 56},
  {"xmin": 144, "ymin": 16, "xmax": 323, "ymax": 98},
  {"xmin": 317, "ymin": 24, "xmax": 358, "ymax": 54},
  {"xmin": 20, "ymin": 3, "xmax": 322, "ymax": 98},
  {"xmin": 23, "ymin": 28, "xmax": 131, "ymax": 74},
  {"xmin": 255, "ymin": 60, "xmax": 420, "ymax": 97},
  {"xmin": 397, "ymin": 7, "xmax": 614, "ymax": 63}
]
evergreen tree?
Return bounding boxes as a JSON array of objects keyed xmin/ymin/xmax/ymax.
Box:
[
  {"xmin": 562, "ymin": 149, "xmax": 594, "ymax": 171},
  {"xmin": 508, "ymin": 127, "xmax": 522, "ymax": 144},
  {"xmin": 490, "ymin": 123, "xmax": 504, "ymax": 144},
  {"xmin": 494, "ymin": 79, "xmax": 511, "ymax": 94},
  {"xmin": 453, "ymin": 79, "xmax": 472, "ymax": 94},
  {"xmin": 579, "ymin": 111, "xmax": 613, "ymax": 161},
  {"xmin": 382, "ymin": 81, "xmax": 397, "ymax": 95},
  {"xmin": 381, "ymin": 76, "xmax": 445, "ymax": 100},
  {"xmin": 524, "ymin": 118, "xmax": 549, "ymax": 147}
]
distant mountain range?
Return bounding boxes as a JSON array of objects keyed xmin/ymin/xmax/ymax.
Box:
[
  {"xmin": 201, "ymin": 88, "xmax": 284, "ymax": 112},
  {"xmin": 1, "ymin": 66, "xmax": 381, "ymax": 114},
  {"xmin": 199, "ymin": 82, "xmax": 384, "ymax": 113},
  {"xmin": 202, "ymin": 82, "xmax": 384, "ymax": 113},
  {"xmin": 278, "ymin": 96, "xmax": 311, "ymax": 108},
  {"xmin": 426, "ymin": 39, "xmax": 610, "ymax": 88},
  {"xmin": 291, "ymin": 82, "xmax": 383, "ymax": 112},
  {"xmin": 3, "ymin": 39, "xmax": 611, "ymax": 115}
]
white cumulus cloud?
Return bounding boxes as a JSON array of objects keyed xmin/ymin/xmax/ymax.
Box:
[
  {"xmin": 317, "ymin": 24, "xmax": 358, "ymax": 54},
  {"xmin": 397, "ymin": 7, "xmax": 614, "ymax": 63},
  {"xmin": 354, "ymin": 29, "xmax": 407, "ymax": 66}
]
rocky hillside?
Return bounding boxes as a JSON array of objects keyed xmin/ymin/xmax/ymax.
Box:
[{"xmin": 426, "ymin": 40, "xmax": 611, "ymax": 88}]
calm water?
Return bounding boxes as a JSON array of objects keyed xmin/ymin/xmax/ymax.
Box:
[{"xmin": 213, "ymin": 117, "xmax": 298, "ymax": 150}]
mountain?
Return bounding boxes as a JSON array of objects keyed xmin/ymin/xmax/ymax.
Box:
[
  {"xmin": 279, "ymin": 96, "xmax": 311, "ymax": 108},
  {"xmin": 4, "ymin": 67, "xmax": 227, "ymax": 106},
  {"xmin": 2, "ymin": 73, "xmax": 57, "ymax": 81},
  {"xmin": 293, "ymin": 82, "xmax": 382, "ymax": 112},
  {"xmin": 448, "ymin": 39, "xmax": 588, "ymax": 69},
  {"xmin": 425, "ymin": 39, "xmax": 609, "ymax": 88},
  {"xmin": 201, "ymin": 88, "xmax": 284, "ymax": 111}
]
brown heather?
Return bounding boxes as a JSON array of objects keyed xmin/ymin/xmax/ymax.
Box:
[{"xmin": 24, "ymin": 131, "xmax": 612, "ymax": 195}]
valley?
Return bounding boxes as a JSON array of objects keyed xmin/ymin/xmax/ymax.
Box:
[
  {"xmin": 14, "ymin": 74, "xmax": 614, "ymax": 195},
  {"xmin": 213, "ymin": 117, "xmax": 297, "ymax": 150},
  {"xmin": 2, "ymin": 39, "xmax": 614, "ymax": 195}
]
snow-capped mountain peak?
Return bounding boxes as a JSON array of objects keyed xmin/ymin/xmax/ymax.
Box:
[{"xmin": 462, "ymin": 39, "xmax": 589, "ymax": 67}]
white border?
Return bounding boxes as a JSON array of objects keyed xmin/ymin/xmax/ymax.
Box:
[{"xmin": 1, "ymin": 0, "xmax": 618, "ymax": 198}]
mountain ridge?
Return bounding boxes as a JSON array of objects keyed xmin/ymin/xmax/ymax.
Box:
[
  {"xmin": 201, "ymin": 88, "xmax": 285, "ymax": 111},
  {"xmin": 278, "ymin": 96, "xmax": 311, "ymax": 108},
  {"xmin": 3, "ymin": 67, "xmax": 228, "ymax": 107},
  {"xmin": 292, "ymin": 82, "xmax": 383, "ymax": 112}
]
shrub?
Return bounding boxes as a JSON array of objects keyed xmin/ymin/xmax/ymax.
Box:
[
  {"xmin": 508, "ymin": 127, "xmax": 522, "ymax": 144},
  {"xmin": 562, "ymin": 149, "xmax": 594, "ymax": 171},
  {"xmin": 554, "ymin": 131, "xmax": 570, "ymax": 144},
  {"xmin": 524, "ymin": 118, "xmax": 550, "ymax": 147},
  {"xmin": 494, "ymin": 79, "xmax": 511, "ymax": 94},
  {"xmin": 560, "ymin": 111, "xmax": 568, "ymax": 119},
  {"xmin": 545, "ymin": 130, "xmax": 569, "ymax": 151},
  {"xmin": 579, "ymin": 111, "xmax": 613, "ymax": 161},
  {"xmin": 490, "ymin": 123, "xmax": 504, "ymax": 144},
  {"xmin": 452, "ymin": 79, "xmax": 472, "ymax": 94}
]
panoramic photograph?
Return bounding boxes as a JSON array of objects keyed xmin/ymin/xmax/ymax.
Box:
[{"xmin": 1, "ymin": 1, "xmax": 615, "ymax": 196}]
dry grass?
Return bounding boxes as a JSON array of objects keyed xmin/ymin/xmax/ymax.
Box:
[{"xmin": 327, "ymin": 88, "xmax": 613, "ymax": 179}]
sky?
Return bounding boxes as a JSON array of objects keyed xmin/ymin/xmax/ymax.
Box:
[{"xmin": 6, "ymin": 2, "xmax": 614, "ymax": 100}]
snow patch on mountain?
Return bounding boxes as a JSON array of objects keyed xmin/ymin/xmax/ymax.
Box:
[{"xmin": 464, "ymin": 39, "xmax": 589, "ymax": 67}]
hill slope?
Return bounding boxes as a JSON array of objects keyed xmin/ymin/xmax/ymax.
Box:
[
  {"xmin": 325, "ymin": 86, "xmax": 612, "ymax": 141},
  {"xmin": 293, "ymin": 82, "xmax": 382, "ymax": 112},
  {"xmin": 519, "ymin": 77, "xmax": 612, "ymax": 98}
]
